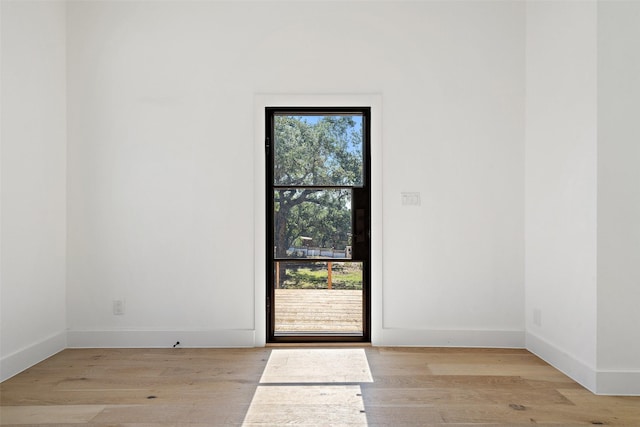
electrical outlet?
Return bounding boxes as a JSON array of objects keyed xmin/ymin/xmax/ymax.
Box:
[
  {"xmin": 113, "ymin": 300, "xmax": 125, "ymax": 315},
  {"xmin": 533, "ymin": 308, "xmax": 541, "ymax": 326}
]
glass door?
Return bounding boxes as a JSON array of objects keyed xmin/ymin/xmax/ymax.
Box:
[{"xmin": 266, "ymin": 107, "xmax": 371, "ymax": 342}]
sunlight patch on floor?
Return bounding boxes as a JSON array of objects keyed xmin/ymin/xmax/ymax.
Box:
[
  {"xmin": 259, "ymin": 348, "xmax": 373, "ymax": 383},
  {"xmin": 242, "ymin": 385, "xmax": 367, "ymax": 425},
  {"xmin": 243, "ymin": 349, "xmax": 372, "ymax": 425}
]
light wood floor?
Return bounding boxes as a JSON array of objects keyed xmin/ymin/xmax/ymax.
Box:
[{"xmin": 1, "ymin": 347, "xmax": 639, "ymax": 426}]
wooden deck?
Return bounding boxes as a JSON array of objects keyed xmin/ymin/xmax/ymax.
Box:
[{"xmin": 274, "ymin": 289, "xmax": 363, "ymax": 333}]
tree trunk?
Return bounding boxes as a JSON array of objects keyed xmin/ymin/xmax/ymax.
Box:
[{"xmin": 274, "ymin": 204, "xmax": 289, "ymax": 287}]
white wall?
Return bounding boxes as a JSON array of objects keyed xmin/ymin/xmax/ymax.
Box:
[
  {"xmin": 0, "ymin": 0, "xmax": 67, "ymax": 381},
  {"xmin": 380, "ymin": 1, "xmax": 525, "ymax": 344},
  {"xmin": 597, "ymin": 0, "xmax": 640, "ymax": 394},
  {"xmin": 2, "ymin": 0, "xmax": 637, "ymax": 396},
  {"xmin": 525, "ymin": 0, "xmax": 640, "ymax": 395},
  {"xmin": 525, "ymin": 1, "xmax": 598, "ymax": 390},
  {"xmin": 66, "ymin": 1, "xmax": 525, "ymax": 348}
]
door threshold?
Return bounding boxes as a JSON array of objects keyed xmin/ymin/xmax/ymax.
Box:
[{"xmin": 266, "ymin": 342, "xmax": 372, "ymax": 348}]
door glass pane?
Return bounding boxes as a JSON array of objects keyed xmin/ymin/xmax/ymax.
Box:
[
  {"xmin": 273, "ymin": 115, "xmax": 363, "ymax": 186},
  {"xmin": 274, "ymin": 261, "xmax": 363, "ymax": 334},
  {"xmin": 274, "ymin": 189, "xmax": 352, "ymax": 260}
]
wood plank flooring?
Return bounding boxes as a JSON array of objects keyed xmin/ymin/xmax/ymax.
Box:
[{"xmin": 1, "ymin": 347, "xmax": 640, "ymax": 425}]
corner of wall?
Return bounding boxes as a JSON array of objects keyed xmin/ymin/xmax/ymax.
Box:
[
  {"xmin": 0, "ymin": 331, "xmax": 67, "ymax": 382},
  {"xmin": 526, "ymin": 332, "xmax": 597, "ymax": 393}
]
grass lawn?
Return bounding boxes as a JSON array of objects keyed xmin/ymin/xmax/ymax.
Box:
[{"xmin": 283, "ymin": 262, "xmax": 362, "ymax": 290}]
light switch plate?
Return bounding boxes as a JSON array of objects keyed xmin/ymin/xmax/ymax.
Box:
[{"xmin": 401, "ymin": 192, "xmax": 421, "ymax": 206}]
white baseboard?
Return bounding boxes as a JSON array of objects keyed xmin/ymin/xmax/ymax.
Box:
[
  {"xmin": 596, "ymin": 370, "xmax": 640, "ymax": 396},
  {"xmin": 0, "ymin": 331, "xmax": 67, "ymax": 382},
  {"xmin": 526, "ymin": 332, "xmax": 598, "ymax": 392},
  {"xmin": 67, "ymin": 329, "xmax": 256, "ymax": 348},
  {"xmin": 7, "ymin": 329, "xmax": 638, "ymax": 395},
  {"xmin": 527, "ymin": 332, "xmax": 640, "ymax": 395},
  {"xmin": 378, "ymin": 328, "xmax": 525, "ymax": 348},
  {"xmin": 526, "ymin": 332, "xmax": 597, "ymax": 391}
]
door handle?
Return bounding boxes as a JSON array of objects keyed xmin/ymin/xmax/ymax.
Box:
[
  {"xmin": 351, "ymin": 188, "xmax": 369, "ymax": 260},
  {"xmin": 355, "ymin": 208, "xmax": 366, "ymax": 243}
]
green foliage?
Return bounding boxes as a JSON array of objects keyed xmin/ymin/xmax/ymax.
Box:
[
  {"xmin": 277, "ymin": 189, "xmax": 351, "ymax": 250},
  {"xmin": 282, "ymin": 263, "xmax": 363, "ymax": 290},
  {"xmin": 273, "ymin": 115, "xmax": 363, "ymax": 256},
  {"xmin": 274, "ymin": 115, "xmax": 363, "ymax": 187}
]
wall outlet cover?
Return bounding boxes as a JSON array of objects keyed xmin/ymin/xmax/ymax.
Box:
[{"xmin": 113, "ymin": 300, "xmax": 125, "ymax": 315}]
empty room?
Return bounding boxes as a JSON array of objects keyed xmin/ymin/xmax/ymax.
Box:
[{"xmin": 1, "ymin": 0, "xmax": 639, "ymax": 425}]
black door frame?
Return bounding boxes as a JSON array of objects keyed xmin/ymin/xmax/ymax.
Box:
[{"xmin": 265, "ymin": 106, "xmax": 371, "ymax": 343}]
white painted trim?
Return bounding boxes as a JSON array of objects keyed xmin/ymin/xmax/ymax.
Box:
[
  {"xmin": 526, "ymin": 332, "xmax": 597, "ymax": 392},
  {"xmin": 0, "ymin": 331, "xmax": 66, "ymax": 382},
  {"xmin": 67, "ymin": 330, "xmax": 255, "ymax": 348},
  {"xmin": 381, "ymin": 328, "xmax": 525, "ymax": 348},
  {"xmin": 6, "ymin": 329, "xmax": 639, "ymax": 396},
  {"xmin": 253, "ymin": 93, "xmax": 383, "ymax": 346},
  {"xmin": 527, "ymin": 332, "xmax": 640, "ymax": 395},
  {"xmin": 596, "ymin": 371, "xmax": 640, "ymax": 396}
]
